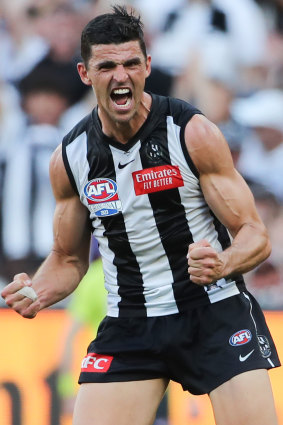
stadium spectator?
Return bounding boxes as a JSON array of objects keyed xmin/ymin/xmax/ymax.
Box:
[
  {"xmin": 243, "ymin": 181, "xmax": 283, "ymax": 309},
  {"xmin": 0, "ymin": 64, "xmax": 70, "ymax": 283},
  {"xmin": 246, "ymin": 261, "xmax": 283, "ymax": 310},
  {"xmin": 173, "ymin": 33, "xmax": 247, "ymax": 166},
  {"xmin": 26, "ymin": 3, "xmax": 89, "ymax": 106},
  {"xmin": 232, "ymin": 89, "xmax": 283, "ymax": 203},
  {"xmin": 146, "ymin": 0, "xmax": 268, "ymax": 94},
  {"xmin": 0, "ymin": 0, "xmax": 49, "ymax": 83}
]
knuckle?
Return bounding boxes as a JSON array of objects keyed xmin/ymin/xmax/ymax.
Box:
[
  {"xmin": 14, "ymin": 307, "xmax": 22, "ymax": 315},
  {"xmin": 23, "ymin": 308, "xmax": 37, "ymax": 319},
  {"xmin": 204, "ymin": 259, "xmax": 214, "ymax": 267},
  {"xmin": 5, "ymin": 295, "xmax": 15, "ymax": 307},
  {"xmin": 5, "ymin": 299, "xmax": 13, "ymax": 307},
  {"xmin": 23, "ymin": 313, "xmax": 36, "ymax": 319},
  {"xmin": 203, "ymin": 277, "xmax": 212, "ymax": 284},
  {"xmin": 13, "ymin": 273, "xmax": 28, "ymax": 282},
  {"xmin": 202, "ymin": 270, "xmax": 213, "ymax": 281}
]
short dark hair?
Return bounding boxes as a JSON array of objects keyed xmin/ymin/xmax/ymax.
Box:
[{"xmin": 81, "ymin": 5, "xmax": 147, "ymax": 66}]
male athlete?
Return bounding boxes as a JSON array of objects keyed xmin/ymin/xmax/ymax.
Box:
[{"xmin": 1, "ymin": 6, "xmax": 280, "ymax": 425}]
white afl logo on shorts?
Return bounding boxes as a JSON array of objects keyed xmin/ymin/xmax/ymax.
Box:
[{"xmin": 229, "ymin": 329, "xmax": 252, "ymax": 346}]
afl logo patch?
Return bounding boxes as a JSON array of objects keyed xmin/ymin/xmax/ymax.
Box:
[
  {"xmin": 229, "ymin": 329, "xmax": 252, "ymax": 346},
  {"xmin": 84, "ymin": 178, "xmax": 117, "ymax": 202},
  {"xmin": 84, "ymin": 178, "xmax": 122, "ymax": 217}
]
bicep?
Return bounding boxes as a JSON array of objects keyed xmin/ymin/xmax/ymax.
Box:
[
  {"xmin": 185, "ymin": 115, "xmax": 262, "ymax": 237},
  {"xmin": 52, "ymin": 196, "xmax": 91, "ymax": 261},
  {"xmin": 50, "ymin": 145, "xmax": 91, "ymax": 263},
  {"xmin": 200, "ymin": 169, "xmax": 261, "ymax": 238}
]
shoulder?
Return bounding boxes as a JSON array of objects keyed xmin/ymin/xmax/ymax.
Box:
[
  {"xmin": 50, "ymin": 145, "xmax": 76, "ymax": 200},
  {"xmin": 185, "ymin": 114, "xmax": 221, "ymax": 149},
  {"xmin": 184, "ymin": 114, "xmax": 234, "ymax": 174},
  {"xmin": 150, "ymin": 93, "xmax": 202, "ymax": 126},
  {"xmin": 62, "ymin": 111, "xmax": 93, "ymax": 146}
]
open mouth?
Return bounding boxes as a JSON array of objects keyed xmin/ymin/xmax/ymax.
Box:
[{"xmin": 110, "ymin": 88, "xmax": 133, "ymax": 109}]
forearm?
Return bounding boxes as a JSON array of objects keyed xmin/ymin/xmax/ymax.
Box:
[
  {"xmin": 220, "ymin": 222, "xmax": 271, "ymax": 278},
  {"xmin": 31, "ymin": 250, "xmax": 89, "ymax": 310}
]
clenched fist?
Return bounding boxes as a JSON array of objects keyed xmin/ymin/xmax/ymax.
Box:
[
  {"xmin": 187, "ymin": 239, "xmax": 226, "ymax": 285},
  {"xmin": 1, "ymin": 273, "xmax": 40, "ymax": 319}
]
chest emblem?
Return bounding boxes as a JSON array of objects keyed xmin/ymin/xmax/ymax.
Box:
[
  {"xmin": 145, "ymin": 141, "xmax": 164, "ymax": 163},
  {"xmin": 84, "ymin": 178, "xmax": 122, "ymax": 217}
]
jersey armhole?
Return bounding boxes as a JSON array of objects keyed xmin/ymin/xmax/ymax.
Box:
[
  {"xmin": 180, "ymin": 111, "xmax": 202, "ymax": 179},
  {"xmin": 62, "ymin": 139, "xmax": 79, "ymax": 196}
]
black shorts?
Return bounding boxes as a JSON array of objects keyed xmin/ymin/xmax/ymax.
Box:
[{"xmin": 78, "ymin": 292, "xmax": 280, "ymax": 395}]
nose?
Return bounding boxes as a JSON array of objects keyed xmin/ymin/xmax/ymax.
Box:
[{"xmin": 113, "ymin": 64, "xmax": 128, "ymax": 83}]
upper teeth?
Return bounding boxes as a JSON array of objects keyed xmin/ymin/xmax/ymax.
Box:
[{"xmin": 113, "ymin": 88, "xmax": 130, "ymax": 95}]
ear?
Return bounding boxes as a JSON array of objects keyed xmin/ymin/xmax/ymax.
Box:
[
  {"xmin": 77, "ymin": 62, "xmax": 92, "ymax": 86},
  {"xmin": 145, "ymin": 55, "xmax": 152, "ymax": 79}
]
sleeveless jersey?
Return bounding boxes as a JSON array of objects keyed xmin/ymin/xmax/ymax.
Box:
[{"xmin": 62, "ymin": 93, "xmax": 246, "ymax": 318}]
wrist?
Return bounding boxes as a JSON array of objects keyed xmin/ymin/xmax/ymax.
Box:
[{"xmin": 218, "ymin": 250, "xmax": 231, "ymax": 279}]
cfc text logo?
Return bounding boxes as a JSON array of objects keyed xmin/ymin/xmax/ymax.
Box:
[
  {"xmin": 81, "ymin": 353, "xmax": 113, "ymax": 373},
  {"xmin": 229, "ymin": 329, "xmax": 252, "ymax": 346}
]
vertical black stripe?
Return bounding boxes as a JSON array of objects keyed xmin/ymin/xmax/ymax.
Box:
[
  {"xmin": 210, "ymin": 210, "xmax": 246, "ymax": 289},
  {"xmin": 139, "ymin": 123, "xmax": 196, "ymax": 311},
  {"xmin": 210, "ymin": 211, "xmax": 231, "ymax": 251},
  {"xmin": 62, "ymin": 138, "xmax": 79, "ymax": 195},
  {"xmin": 168, "ymin": 96, "xmax": 202, "ymax": 179},
  {"xmin": 179, "ymin": 122, "xmax": 199, "ymax": 179},
  {"xmin": 86, "ymin": 133, "xmax": 147, "ymax": 317}
]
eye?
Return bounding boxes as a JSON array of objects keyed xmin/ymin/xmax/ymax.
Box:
[
  {"xmin": 97, "ymin": 61, "xmax": 116, "ymax": 71},
  {"xmin": 124, "ymin": 59, "xmax": 142, "ymax": 68}
]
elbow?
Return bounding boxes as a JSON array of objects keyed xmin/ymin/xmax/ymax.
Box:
[
  {"xmin": 258, "ymin": 221, "xmax": 271, "ymax": 262},
  {"xmin": 79, "ymin": 260, "xmax": 89, "ymax": 280},
  {"xmin": 262, "ymin": 233, "xmax": 272, "ymax": 262}
]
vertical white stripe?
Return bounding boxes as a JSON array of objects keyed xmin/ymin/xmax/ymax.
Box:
[
  {"xmin": 243, "ymin": 292, "xmax": 275, "ymax": 367},
  {"xmin": 93, "ymin": 225, "xmax": 120, "ymax": 317},
  {"xmin": 243, "ymin": 292, "xmax": 258, "ymax": 332},
  {"xmin": 2, "ymin": 144, "xmax": 32, "ymax": 258},
  {"xmin": 66, "ymin": 132, "xmax": 90, "ymax": 203},
  {"xmin": 33, "ymin": 149, "xmax": 55, "ymax": 256}
]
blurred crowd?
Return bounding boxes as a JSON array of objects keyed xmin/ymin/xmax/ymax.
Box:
[{"xmin": 0, "ymin": 0, "xmax": 283, "ymax": 311}]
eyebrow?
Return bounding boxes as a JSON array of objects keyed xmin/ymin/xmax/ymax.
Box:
[{"xmin": 96, "ymin": 57, "xmax": 142, "ymax": 70}]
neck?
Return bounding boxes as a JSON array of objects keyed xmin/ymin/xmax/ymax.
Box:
[{"xmin": 98, "ymin": 92, "xmax": 152, "ymax": 144}]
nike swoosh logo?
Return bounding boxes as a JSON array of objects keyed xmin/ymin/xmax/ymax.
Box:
[
  {"xmin": 118, "ymin": 159, "xmax": 135, "ymax": 169},
  {"xmin": 239, "ymin": 349, "xmax": 255, "ymax": 362}
]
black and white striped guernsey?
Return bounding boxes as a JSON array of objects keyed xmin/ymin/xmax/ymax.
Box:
[{"xmin": 62, "ymin": 93, "xmax": 246, "ymax": 318}]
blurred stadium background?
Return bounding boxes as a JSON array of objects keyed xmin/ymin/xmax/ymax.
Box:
[{"xmin": 1, "ymin": 0, "xmax": 283, "ymax": 424}]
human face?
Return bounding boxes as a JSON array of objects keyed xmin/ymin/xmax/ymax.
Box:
[
  {"xmin": 77, "ymin": 41, "xmax": 151, "ymax": 125},
  {"xmin": 23, "ymin": 92, "xmax": 68, "ymax": 125}
]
